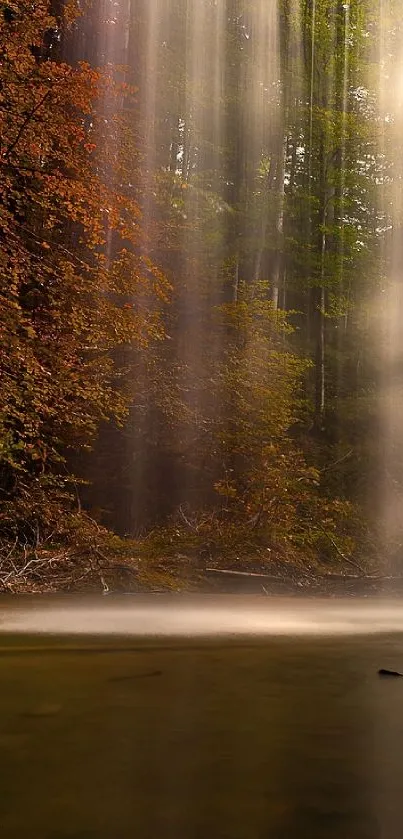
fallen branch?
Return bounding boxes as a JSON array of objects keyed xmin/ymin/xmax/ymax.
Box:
[
  {"xmin": 205, "ymin": 567, "xmax": 285, "ymax": 582},
  {"xmin": 324, "ymin": 574, "xmax": 403, "ymax": 582}
]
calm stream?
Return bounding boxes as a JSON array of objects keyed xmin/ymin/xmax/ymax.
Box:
[{"xmin": 0, "ymin": 596, "xmax": 403, "ymax": 838}]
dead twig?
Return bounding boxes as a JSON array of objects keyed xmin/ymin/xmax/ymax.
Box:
[
  {"xmin": 320, "ymin": 450, "xmax": 353, "ymax": 474},
  {"xmin": 178, "ymin": 505, "xmax": 198, "ymax": 532},
  {"xmin": 319, "ymin": 528, "xmax": 365, "ymax": 574}
]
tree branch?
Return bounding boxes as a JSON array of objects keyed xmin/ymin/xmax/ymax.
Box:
[
  {"xmin": 319, "ymin": 527, "xmax": 365, "ymax": 574},
  {"xmin": 3, "ymin": 90, "xmax": 52, "ymax": 160}
]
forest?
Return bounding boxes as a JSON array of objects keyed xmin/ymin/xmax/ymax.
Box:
[{"xmin": 1, "ymin": 0, "xmax": 403, "ymax": 592}]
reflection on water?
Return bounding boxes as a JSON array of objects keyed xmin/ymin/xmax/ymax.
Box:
[{"xmin": 0, "ymin": 598, "xmax": 402, "ymax": 837}]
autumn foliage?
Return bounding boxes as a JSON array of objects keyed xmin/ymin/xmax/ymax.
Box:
[
  {"xmin": 0, "ymin": 0, "xmax": 169, "ymax": 584},
  {"xmin": 0, "ymin": 1, "xmax": 376, "ymax": 590}
]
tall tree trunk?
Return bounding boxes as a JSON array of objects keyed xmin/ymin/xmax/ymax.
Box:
[
  {"xmin": 271, "ymin": 133, "xmax": 287, "ymax": 309},
  {"xmin": 315, "ymin": 232, "xmax": 326, "ymax": 426}
]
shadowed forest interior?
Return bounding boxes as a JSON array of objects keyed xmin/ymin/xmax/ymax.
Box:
[{"xmin": 2, "ymin": 0, "xmax": 403, "ymax": 590}]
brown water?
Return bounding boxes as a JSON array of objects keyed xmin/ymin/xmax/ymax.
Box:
[{"xmin": 0, "ymin": 597, "xmax": 403, "ymax": 837}]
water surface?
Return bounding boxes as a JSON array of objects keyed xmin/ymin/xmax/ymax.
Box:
[{"xmin": 0, "ymin": 596, "xmax": 402, "ymax": 838}]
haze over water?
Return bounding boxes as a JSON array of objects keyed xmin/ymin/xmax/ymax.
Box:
[{"xmin": 2, "ymin": 596, "xmax": 403, "ymax": 638}]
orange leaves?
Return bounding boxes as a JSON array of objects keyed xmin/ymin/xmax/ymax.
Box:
[
  {"xmin": 61, "ymin": 0, "xmax": 82, "ymax": 28},
  {"xmin": 0, "ymin": 0, "xmax": 167, "ymax": 490}
]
